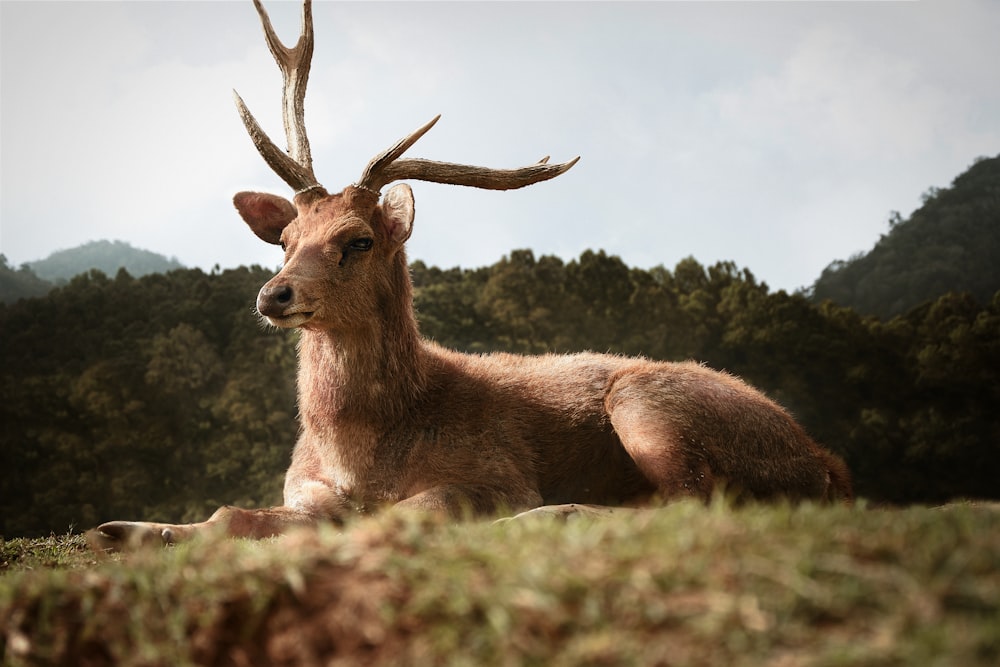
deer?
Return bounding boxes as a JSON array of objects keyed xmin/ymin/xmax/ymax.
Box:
[{"xmin": 89, "ymin": 0, "xmax": 851, "ymax": 551}]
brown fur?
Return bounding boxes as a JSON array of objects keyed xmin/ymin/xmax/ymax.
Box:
[
  {"xmin": 89, "ymin": 183, "xmax": 851, "ymax": 551},
  {"xmin": 87, "ymin": 0, "xmax": 849, "ymax": 552}
]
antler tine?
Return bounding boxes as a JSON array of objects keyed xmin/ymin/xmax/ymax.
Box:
[
  {"xmin": 356, "ymin": 116, "xmax": 580, "ymax": 193},
  {"xmin": 234, "ymin": 91, "xmax": 319, "ymax": 193},
  {"xmin": 235, "ymin": 0, "xmax": 323, "ymax": 195},
  {"xmin": 356, "ymin": 115, "xmax": 442, "ymax": 192},
  {"xmin": 379, "ymin": 156, "xmax": 581, "ymax": 192}
]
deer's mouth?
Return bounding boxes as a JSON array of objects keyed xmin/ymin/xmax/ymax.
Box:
[{"xmin": 265, "ymin": 311, "xmax": 314, "ymax": 328}]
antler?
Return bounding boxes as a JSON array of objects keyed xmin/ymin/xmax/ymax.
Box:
[
  {"xmin": 234, "ymin": 0, "xmax": 323, "ymax": 195},
  {"xmin": 356, "ymin": 115, "xmax": 580, "ymax": 194},
  {"xmin": 236, "ymin": 0, "xmax": 578, "ymax": 198}
]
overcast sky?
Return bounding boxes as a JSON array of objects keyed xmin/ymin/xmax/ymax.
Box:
[{"xmin": 2, "ymin": 0, "xmax": 998, "ymax": 292}]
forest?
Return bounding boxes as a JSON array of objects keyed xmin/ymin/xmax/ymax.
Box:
[
  {"xmin": 810, "ymin": 154, "xmax": 1000, "ymax": 318},
  {"xmin": 1, "ymin": 249, "xmax": 998, "ymax": 538},
  {"xmin": 2, "ymin": 154, "xmax": 998, "ymax": 539}
]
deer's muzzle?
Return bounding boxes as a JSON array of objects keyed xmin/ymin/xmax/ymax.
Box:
[{"xmin": 257, "ymin": 283, "xmax": 312, "ymax": 327}]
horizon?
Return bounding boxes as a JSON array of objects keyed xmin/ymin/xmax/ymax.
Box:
[{"xmin": 2, "ymin": 0, "xmax": 998, "ymax": 292}]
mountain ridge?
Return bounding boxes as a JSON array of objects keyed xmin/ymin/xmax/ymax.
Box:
[
  {"xmin": 28, "ymin": 239, "xmax": 184, "ymax": 284},
  {"xmin": 808, "ymin": 154, "xmax": 1000, "ymax": 318},
  {"xmin": 1, "ymin": 241, "xmax": 185, "ymax": 304}
]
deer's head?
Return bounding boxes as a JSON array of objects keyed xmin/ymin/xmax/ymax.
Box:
[{"xmin": 232, "ymin": 0, "xmax": 577, "ymax": 332}]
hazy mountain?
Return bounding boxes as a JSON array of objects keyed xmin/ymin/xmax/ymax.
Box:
[
  {"xmin": 27, "ymin": 240, "xmax": 184, "ymax": 285},
  {"xmin": 2, "ymin": 241, "xmax": 185, "ymax": 304},
  {"xmin": 809, "ymin": 155, "xmax": 1000, "ymax": 319}
]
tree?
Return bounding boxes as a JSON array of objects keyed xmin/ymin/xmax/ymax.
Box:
[{"xmin": 810, "ymin": 155, "xmax": 1000, "ymax": 318}]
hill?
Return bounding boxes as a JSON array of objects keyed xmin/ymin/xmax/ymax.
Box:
[
  {"xmin": 2, "ymin": 241, "xmax": 186, "ymax": 304},
  {"xmin": 809, "ymin": 154, "xmax": 1000, "ymax": 318},
  {"xmin": 27, "ymin": 240, "xmax": 184, "ymax": 285},
  {"xmin": 0, "ymin": 256, "xmax": 52, "ymax": 304}
]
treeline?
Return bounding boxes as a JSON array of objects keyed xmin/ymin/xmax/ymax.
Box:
[
  {"xmin": 2, "ymin": 256, "xmax": 998, "ymax": 537},
  {"xmin": 28, "ymin": 240, "xmax": 185, "ymax": 285},
  {"xmin": 0, "ymin": 256, "xmax": 52, "ymax": 304},
  {"xmin": 810, "ymin": 154, "xmax": 1000, "ymax": 319},
  {"xmin": 1, "ymin": 241, "xmax": 185, "ymax": 305}
]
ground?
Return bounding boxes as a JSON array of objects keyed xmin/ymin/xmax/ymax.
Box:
[{"xmin": 2, "ymin": 500, "xmax": 998, "ymax": 666}]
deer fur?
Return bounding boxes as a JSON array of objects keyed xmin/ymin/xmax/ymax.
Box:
[
  {"xmin": 89, "ymin": 182, "xmax": 851, "ymax": 551},
  {"xmin": 87, "ymin": 0, "xmax": 850, "ymax": 552}
]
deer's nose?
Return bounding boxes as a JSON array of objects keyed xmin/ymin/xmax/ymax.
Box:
[{"xmin": 257, "ymin": 283, "xmax": 294, "ymax": 317}]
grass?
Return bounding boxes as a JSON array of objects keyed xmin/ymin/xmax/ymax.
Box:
[
  {"xmin": 1, "ymin": 500, "xmax": 998, "ymax": 666},
  {"xmin": 0, "ymin": 532, "xmax": 96, "ymax": 573}
]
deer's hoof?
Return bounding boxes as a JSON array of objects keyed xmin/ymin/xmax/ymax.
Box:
[{"xmin": 86, "ymin": 521, "xmax": 171, "ymax": 553}]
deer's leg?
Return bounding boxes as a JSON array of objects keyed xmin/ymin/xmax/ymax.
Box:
[
  {"xmin": 605, "ymin": 372, "xmax": 716, "ymax": 502},
  {"xmin": 396, "ymin": 483, "xmax": 543, "ymax": 519},
  {"xmin": 87, "ymin": 505, "xmax": 317, "ymax": 553}
]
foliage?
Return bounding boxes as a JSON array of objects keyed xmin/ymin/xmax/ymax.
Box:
[
  {"xmin": 1, "ymin": 503, "xmax": 998, "ymax": 666},
  {"xmin": 810, "ymin": 155, "xmax": 1000, "ymax": 319},
  {"xmin": 0, "ymin": 266, "xmax": 297, "ymax": 538},
  {"xmin": 1, "ymin": 250, "xmax": 999, "ymax": 538},
  {"xmin": 0, "ymin": 255, "xmax": 52, "ymax": 305}
]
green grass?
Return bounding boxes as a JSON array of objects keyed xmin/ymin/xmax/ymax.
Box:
[
  {"xmin": 0, "ymin": 532, "xmax": 96, "ymax": 572},
  {"xmin": 2, "ymin": 501, "xmax": 998, "ymax": 666}
]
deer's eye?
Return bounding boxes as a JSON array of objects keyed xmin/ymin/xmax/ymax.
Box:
[{"xmin": 339, "ymin": 237, "xmax": 374, "ymax": 267}]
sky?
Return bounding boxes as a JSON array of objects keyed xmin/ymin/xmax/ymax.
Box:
[{"xmin": 2, "ymin": 0, "xmax": 998, "ymax": 293}]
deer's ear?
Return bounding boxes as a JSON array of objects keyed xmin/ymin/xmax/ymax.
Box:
[
  {"xmin": 233, "ymin": 192, "xmax": 297, "ymax": 245},
  {"xmin": 380, "ymin": 183, "xmax": 414, "ymax": 245}
]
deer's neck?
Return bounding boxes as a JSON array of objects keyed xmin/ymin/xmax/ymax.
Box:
[{"xmin": 296, "ymin": 257, "xmax": 426, "ymax": 431}]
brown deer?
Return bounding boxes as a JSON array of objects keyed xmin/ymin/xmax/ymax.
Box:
[{"xmin": 89, "ymin": 0, "xmax": 851, "ymax": 551}]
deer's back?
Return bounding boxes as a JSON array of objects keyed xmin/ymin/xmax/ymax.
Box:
[{"xmin": 404, "ymin": 344, "xmax": 838, "ymax": 506}]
